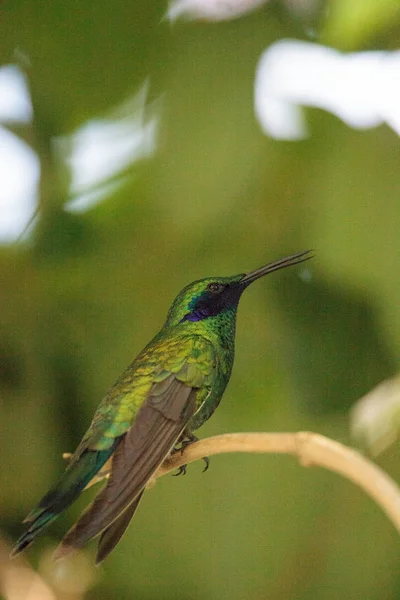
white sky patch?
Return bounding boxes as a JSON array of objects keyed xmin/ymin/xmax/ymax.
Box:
[
  {"xmin": 166, "ymin": 0, "xmax": 268, "ymax": 21},
  {"xmin": 2, "ymin": 44, "xmax": 400, "ymax": 241},
  {"xmin": 0, "ymin": 75, "xmax": 158, "ymax": 240},
  {"xmin": 255, "ymin": 40, "xmax": 400, "ymax": 139},
  {"xmin": 0, "ymin": 65, "xmax": 37, "ymax": 243},
  {"xmin": 0, "ymin": 64, "xmax": 33, "ymax": 122},
  {"xmin": 0, "ymin": 127, "xmax": 39, "ymax": 241},
  {"xmin": 66, "ymin": 88, "xmax": 158, "ymax": 212}
]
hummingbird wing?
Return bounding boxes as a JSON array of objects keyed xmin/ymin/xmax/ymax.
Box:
[{"xmin": 54, "ymin": 335, "xmax": 216, "ymax": 559}]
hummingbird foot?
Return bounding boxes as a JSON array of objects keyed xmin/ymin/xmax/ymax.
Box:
[
  {"xmin": 171, "ymin": 432, "xmax": 210, "ymax": 474},
  {"xmin": 202, "ymin": 456, "xmax": 210, "ymax": 472},
  {"xmin": 172, "ymin": 464, "xmax": 187, "ymax": 476}
]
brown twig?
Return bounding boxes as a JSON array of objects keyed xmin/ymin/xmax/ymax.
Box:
[
  {"xmin": 155, "ymin": 432, "xmax": 400, "ymax": 534},
  {"xmin": 64, "ymin": 431, "xmax": 400, "ymax": 534}
]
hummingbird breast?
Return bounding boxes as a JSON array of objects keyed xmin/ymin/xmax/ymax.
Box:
[{"xmin": 189, "ymin": 334, "xmax": 235, "ymax": 431}]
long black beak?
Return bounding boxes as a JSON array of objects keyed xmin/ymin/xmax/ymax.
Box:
[{"xmin": 240, "ymin": 249, "xmax": 313, "ymax": 287}]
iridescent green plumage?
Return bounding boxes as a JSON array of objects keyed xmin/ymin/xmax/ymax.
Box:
[{"xmin": 12, "ymin": 250, "xmax": 312, "ymax": 563}]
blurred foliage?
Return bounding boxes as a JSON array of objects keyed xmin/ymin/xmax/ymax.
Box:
[
  {"xmin": 1, "ymin": 0, "xmax": 400, "ymax": 599},
  {"xmin": 324, "ymin": 0, "xmax": 400, "ymax": 48},
  {"xmin": 351, "ymin": 375, "xmax": 400, "ymax": 457},
  {"xmin": 274, "ymin": 273, "xmax": 395, "ymax": 414}
]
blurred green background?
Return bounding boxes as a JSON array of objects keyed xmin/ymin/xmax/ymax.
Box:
[{"xmin": 1, "ymin": 0, "xmax": 400, "ymax": 598}]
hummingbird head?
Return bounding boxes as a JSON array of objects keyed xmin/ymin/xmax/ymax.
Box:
[{"xmin": 164, "ymin": 250, "xmax": 313, "ymax": 328}]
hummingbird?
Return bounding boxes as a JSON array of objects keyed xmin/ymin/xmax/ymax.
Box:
[{"xmin": 12, "ymin": 250, "xmax": 312, "ymax": 564}]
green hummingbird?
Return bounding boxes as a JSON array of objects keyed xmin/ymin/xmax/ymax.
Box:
[{"xmin": 12, "ymin": 250, "xmax": 312, "ymax": 564}]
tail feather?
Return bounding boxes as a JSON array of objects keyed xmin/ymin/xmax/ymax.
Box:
[
  {"xmin": 11, "ymin": 447, "xmax": 115, "ymax": 557},
  {"xmin": 96, "ymin": 490, "xmax": 144, "ymax": 565}
]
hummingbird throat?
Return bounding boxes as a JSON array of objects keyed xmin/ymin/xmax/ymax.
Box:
[{"xmin": 181, "ymin": 285, "xmax": 242, "ymax": 323}]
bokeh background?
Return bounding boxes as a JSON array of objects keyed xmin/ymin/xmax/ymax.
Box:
[{"xmin": 1, "ymin": 1, "xmax": 400, "ymax": 598}]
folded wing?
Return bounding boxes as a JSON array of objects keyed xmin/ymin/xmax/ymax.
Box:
[{"xmin": 54, "ymin": 374, "xmax": 198, "ymax": 559}]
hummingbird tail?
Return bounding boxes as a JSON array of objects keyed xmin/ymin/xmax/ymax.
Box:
[
  {"xmin": 95, "ymin": 489, "xmax": 144, "ymax": 565},
  {"xmin": 11, "ymin": 446, "xmax": 115, "ymax": 558}
]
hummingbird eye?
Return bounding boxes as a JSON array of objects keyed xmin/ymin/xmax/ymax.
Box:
[{"xmin": 207, "ymin": 282, "xmax": 225, "ymax": 293}]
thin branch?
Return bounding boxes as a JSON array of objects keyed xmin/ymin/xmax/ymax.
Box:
[
  {"xmin": 155, "ymin": 432, "xmax": 400, "ymax": 534},
  {"xmin": 64, "ymin": 431, "xmax": 400, "ymax": 535}
]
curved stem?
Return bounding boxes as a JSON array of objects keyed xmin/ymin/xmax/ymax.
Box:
[
  {"xmin": 155, "ymin": 432, "xmax": 400, "ymax": 534},
  {"xmin": 67, "ymin": 431, "xmax": 400, "ymax": 535}
]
